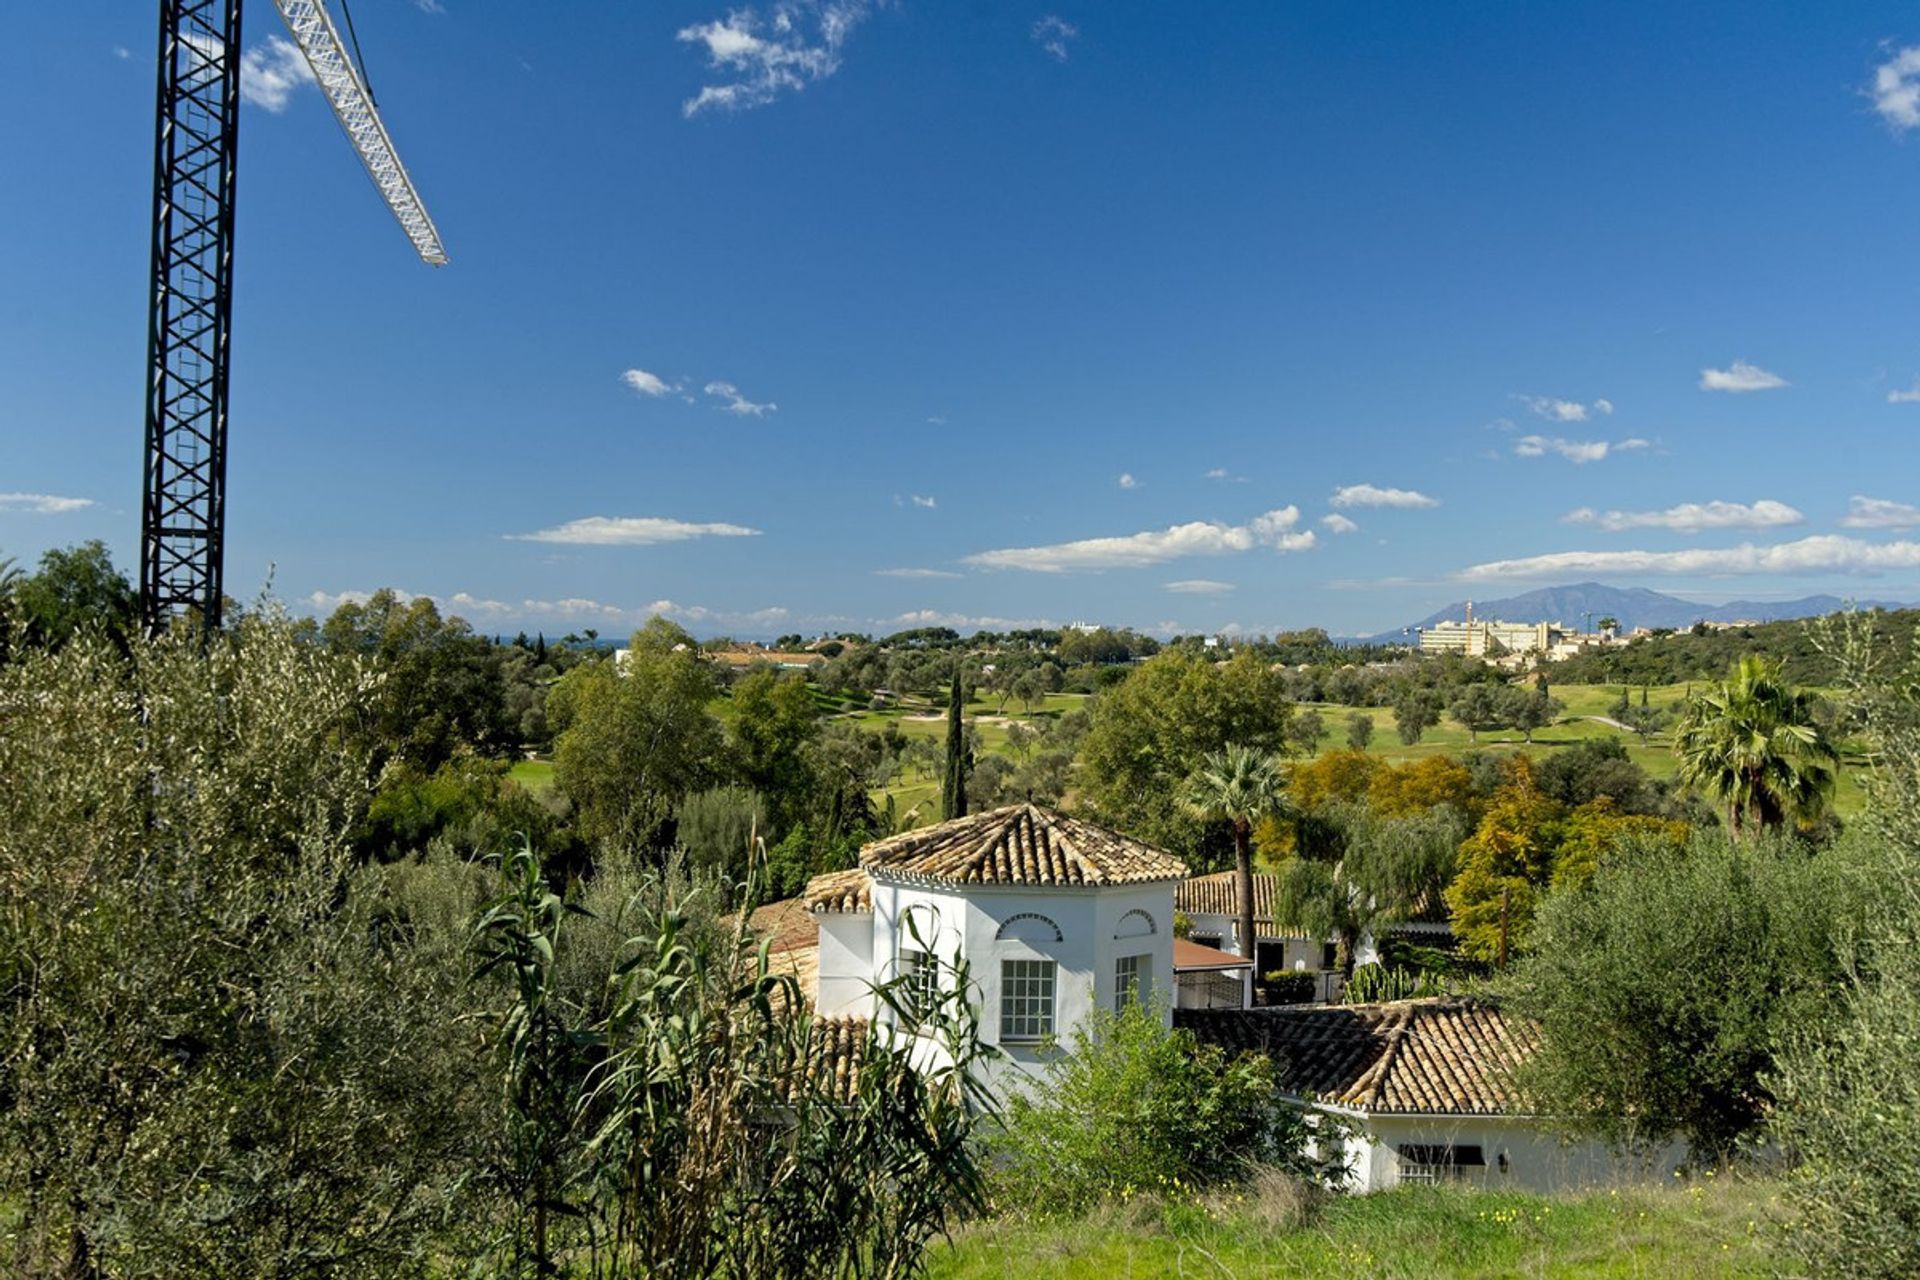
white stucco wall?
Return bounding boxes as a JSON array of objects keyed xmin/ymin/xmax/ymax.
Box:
[
  {"xmin": 808, "ymin": 873, "xmax": 1180, "ymax": 1094},
  {"xmin": 813, "ymin": 910, "xmax": 872, "ymax": 1017},
  {"xmin": 1331, "ymin": 1111, "xmax": 1686, "ymax": 1194}
]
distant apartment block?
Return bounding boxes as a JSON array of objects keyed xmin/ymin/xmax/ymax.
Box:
[{"xmin": 1417, "ymin": 603, "xmax": 1569, "ymax": 658}]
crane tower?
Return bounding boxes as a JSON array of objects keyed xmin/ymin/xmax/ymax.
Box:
[{"xmin": 140, "ymin": 0, "xmax": 443, "ymax": 633}]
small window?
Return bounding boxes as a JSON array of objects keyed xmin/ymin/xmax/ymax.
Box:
[
  {"xmin": 1190, "ymin": 933, "xmax": 1223, "ymax": 950},
  {"xmin": 1397, "ymin": 1143, "xmax": 1484, "ymax": 1184},
  {"xmin": 1000, "ymin": 959, "xmax": 1056, "ymax": 1040},
  {"xmin": 1321, "ymin": 941, "xmax": 1338, "ymax": 970},
  {"xmin": 1114, "ymin": 952, "xmax": 1152, "ymax": 1012},
  {"xmin": 899, "ymin": 947, "xmax": 938, "ymax": 1018}
]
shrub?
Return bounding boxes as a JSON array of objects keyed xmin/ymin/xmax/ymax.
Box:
[
  {"xmin": 991, "ymin": 1001, "xmax": 1337, "ymax": 1217},
  {"xmin": 1341, "ymin": 964, "xmax": 1445, "ymax": 1004},
  {"xmin": 1260, "ymin": 970, "xmax": 1318, "ymax": 1004},
  {"xmin": 1504, "ymin": 830, "xmax": 1854, "ymax": 1161}
]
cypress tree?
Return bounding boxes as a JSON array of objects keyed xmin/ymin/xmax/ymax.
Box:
[{"xmin": 942, "ymin": 671, "xmax": 968, "ymax": 820}]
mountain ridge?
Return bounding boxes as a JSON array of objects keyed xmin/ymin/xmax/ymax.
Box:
[{"xmin": 1364, "ymin": 582, "xmax": 1907, "ymax": 642}]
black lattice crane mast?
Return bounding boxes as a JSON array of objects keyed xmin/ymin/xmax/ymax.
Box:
[{"xmin": 141, "ymin": 0, "xmax": 443, "ymax": 634}]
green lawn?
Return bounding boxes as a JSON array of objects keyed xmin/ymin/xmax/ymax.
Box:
[
  {"xmin": 507, "ymin": 759, "xmax": 556, "ymax": 795},
  {"xmin": 928, "ymin": 1177, "xmax": 1784, "ymax": 1280}
]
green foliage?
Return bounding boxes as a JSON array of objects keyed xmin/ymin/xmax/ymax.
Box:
[
  {"xmin": 991, "ymin": 1001, "xmax": 1333, "ymax": 1217},
  {"xmin": 1447, "ymin": 684, "xmax": 1508, "ymax": 743},
  {"xmin": 1344, "ymin": 711, "xmax": 1374, "ymax": 751},
  {"xmin": 1260, "ymin": 970, "xmax": 1317, "ymax": 1004},
  {"xmin": 1674, "ymin": 657, "xmax": 1840, "ymax": 839},
  {"xmin": 676, "ymin": 784, "xmax": 768, "ymax": 883},
  {"xmin": 728, "ymin": 667, "xmax": 822, "ymax": 828},
  {"xmin": 6, "ymin": 539, "xmax": 137, "ymax": 651},
  {"xmin": 548, "ymin": 617, "xmax": 725, "ymax": 850},
  {"xmin": 357, "ymin": 753, "xmax": 564, "ymax": 862},
  {"xmin": 1445, "ymin": 757, "xmax": 1561, "ymax": 962},
  {"xmin": 1767, "ymin": 613, "xmax": 1920, "ymax": 1276},
  {"xmin": 319, "ymin": 587, "xmax": 516, "ymax": 770},
  {"xmin": 471, "ymin": 843, "xmax": 993, "ymax": 1278},
  {"xmin": 1341, "ymin": 964, "xmax": 1445, "ymax": 1004},
  {"xmin": 1078, "ymin": 651, "xmax": 1293, "ymax": 858},
  {"xmin": 1505, "ymin": 830, "xmax": 1852, "ymax": 1160},
  {"xmin": 0, "ymin": 616, "xmax": 479, "ymax": 1276},
  {"xmin": 1392, "ymin": 686, "xmax": 1442, "ymax": 745},
  {"xmin": 942, "ymin": 671, "xmax": 969, "ymax": 820},
  {"xmin": 1183, "ymin": 744, "xmax": 1288, "ymax": 958}
]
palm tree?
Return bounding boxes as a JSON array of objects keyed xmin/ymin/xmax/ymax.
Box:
[
  {"xmin": 1182, "ymin": 744, "xmax": 1287, "ymax": 970},
  {"xmin": 1674, "ymin": 656, "xmax": 1840, "ymax": 839}
]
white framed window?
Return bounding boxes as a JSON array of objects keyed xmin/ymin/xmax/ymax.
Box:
[
  {"xmin": 899, "ymin": 946, "xmax": 938, "ymax": 1017},
  {"xmin": 1114, "ymin": 952, "xmax": 1152, "ymax": 1012},
  {"xmin": 1000, "ymin": 959, "xmax": 1056, "ymax": 1040}
]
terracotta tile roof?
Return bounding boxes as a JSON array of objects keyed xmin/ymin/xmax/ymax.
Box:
[
  {"xmin": 741, "ymin": 895, "xmax": 821, "ymax": 955},
  {"xmin": 803, "ymin": 867, "xmax": 874, "ymax": 914},
  {"xmin": 860, "ymin": 804, "xmax": 1187, "ymax": 888},
  {"xmin": 778, "ymin": 1014, "xmax": 869, "ymax": 1104},
  {"xmin": 1174, "ymin": 872, "xmax": 1310, "ymax": 939},
  {"xmin": 1173, "ymin": 937, "xmax": 1252, "ymax": 971},
  {"xmin": 1175, "ymin": 999, "xmax": 1538, "ymax": 1116}
]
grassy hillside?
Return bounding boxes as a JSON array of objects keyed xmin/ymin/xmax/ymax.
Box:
[{"xmin": 929, "ymin": 1177, "xmax": 1782, "ymax": 1279}]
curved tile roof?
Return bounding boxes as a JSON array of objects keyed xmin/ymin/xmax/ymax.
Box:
[
  {"xmin": 1175, "ymin": 999, "xmax": 1538, "ymax": 1116},
  {"xmin": 859, "ymin": 803, "xmax": 1187, "ymax": 889},
  {"xmin": 803, "ymin": 866, "xmax": 874, "ymax": 914}
]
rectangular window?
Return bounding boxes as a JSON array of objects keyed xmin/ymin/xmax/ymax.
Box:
[
  {"xmin": 1114, "ymin": 953, "xmax": 1152, "ymax": 1012},
  {"xmin": 1397, "ymin": 1144, "xmax": 1485, "ymax": 1185},
  {"xmin": 1000, "ymin": 959, "xmax": 1056, "ymax": 1040},
  {"xmin": 899, "ymin": 947, "xmax": 938, "ymax": 1018},
  {"xmin": 1190, "ymin": 933, "xmax": 1223, "ymax": 950}
]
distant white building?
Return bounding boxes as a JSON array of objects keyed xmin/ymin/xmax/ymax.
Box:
[{"xmin": 1418, "ymin": 602, "xmax": 1571, "ymax": 659}]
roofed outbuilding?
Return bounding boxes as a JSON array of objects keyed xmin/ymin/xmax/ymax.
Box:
[{"xmin": 1176, "ymin": 999, "xmax": 1537, "ymax": 1116}]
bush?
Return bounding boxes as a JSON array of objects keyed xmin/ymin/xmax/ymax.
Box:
[
  {"xmin": 991, "ymin": 1001, "xmax": 1337, "ymax": 1217},
  {"xmin": 1504, "ymin": 830, "xmax": 1854, "ymax": 1160},
  {"xmin": 1341, "ymin": 964, "xmax": 1445, "ymax": 1004},
  {"xmin": 1260, "ymin": 970, "xmax": 1317, "ymax": 1004}
]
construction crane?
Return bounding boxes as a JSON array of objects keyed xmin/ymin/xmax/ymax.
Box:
[{"xmin": 141, "ymin": 0, "xmax": 444, "ymax": 633}]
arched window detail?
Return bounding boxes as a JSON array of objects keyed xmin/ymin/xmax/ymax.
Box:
[
  {"xmin": 995, "ymin": 912, "xmax": 1064, "ymax": 943},
  {"xmin": 1115, "ymin": 909, "xmax": 1157, "ymax": 939}
]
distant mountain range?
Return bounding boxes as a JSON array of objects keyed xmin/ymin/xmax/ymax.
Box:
[{"xmin": 1366, "ymin": 583, "xmax": 1909, "ymax": 642}]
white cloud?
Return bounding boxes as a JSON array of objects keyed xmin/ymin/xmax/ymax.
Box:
[
  {"xmin": 891, "ymin": 609, "xmax": 1055, "ymax": 630},
  {"xmin": 1458, "ymin": 534, "xmax": 1920, "ymax": 581},
  {"xmin": 620, "ymin": 368, "xmax": 675, "ymax": 397},
  {"xmin": 677, "ymin": 1, "xmax": 877, "ymax": 117},
  {"xmin": 1840, "ymin": 495, "xmax": 1920, "ymax": 530},
  {"xmin": 1871, "ymin": 45, "xmax": 1920, "ymax": 131},
  {"xmin": 1330, "ymin": 483, "xmax": 1439, "ymax": 509},
  {"xmin": 1513, "ymin": 435, "xmax": 1649, "ymax": 464},
  {"xmin": 1320, "ymin": 513, "xmax": 1359, "ymax": 535},
  {"xmin": 0, "ymin": 492, "xmax": 94, "ymax": 514},
  {"xmin": 1889, "ymin": 381, "xmax": 1920, "ymax": 404},
  {"xmin": 964, "ymin": 507, "xmax": 1313, "ymax": 573},
  {"xmin": 704, "ymin": 380, "xmax": 776, "ymax": 416},
  {"xmin": 239, "ymin": 36, "xmax": 315, "ymax": 112},
  {"xmin": 1032, "ymin": 15, "xmax": 1078, "ymax": 61},
  {"xmin": 1699, "ymin": 360, "xmax": 1788, "ymax": 393},
  {"xmin": 1516, "ymin": 394, "xmax": 1613, "ymax": 423},
  {"xmin": 1118, "ymin": 473, "xmax": 1140, "ymax": 490},
  {"xmin": 113, "ymin": 46, "xmax": 131, "ymax": 60},
  {"xmin": 1562, "ymin": 498, "xmax": 1805, "ymax": 534},
  {"xmin": 1164, "ymin": 579, "xmax": 1234, "ymax": 595},
  {"xmin": 910, "ymin": 494, "xmax": 936, "ymax": 509},
  {"xmin": 874, "ymin": 567, "xmax": 961, "ymax": 579},
  {"xmin": 645, "ymin": 599, "xmax": 788, "ymax": 627},
  {"xmin": 507, "ymin": 515, "xmax": 761, "ymax": 545}
]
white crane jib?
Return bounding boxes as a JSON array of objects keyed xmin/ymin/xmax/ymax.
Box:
[{"xmin": 272, "ymin": 0, "xmax": 447, "ymax": 265}]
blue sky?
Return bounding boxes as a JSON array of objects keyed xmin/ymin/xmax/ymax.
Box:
[{"xmin": 8, "ymin": 3, "xmax": 1920, "ymax": 638}]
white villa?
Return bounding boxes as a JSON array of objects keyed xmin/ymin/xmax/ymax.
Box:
[
  {"xmin": 747, "ymin": 803, "xmax": 1676, "ymax": 1193},
  {"xmin": 798, "ymin": 804, "xmax": 1189, "ymax": 1091}
]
